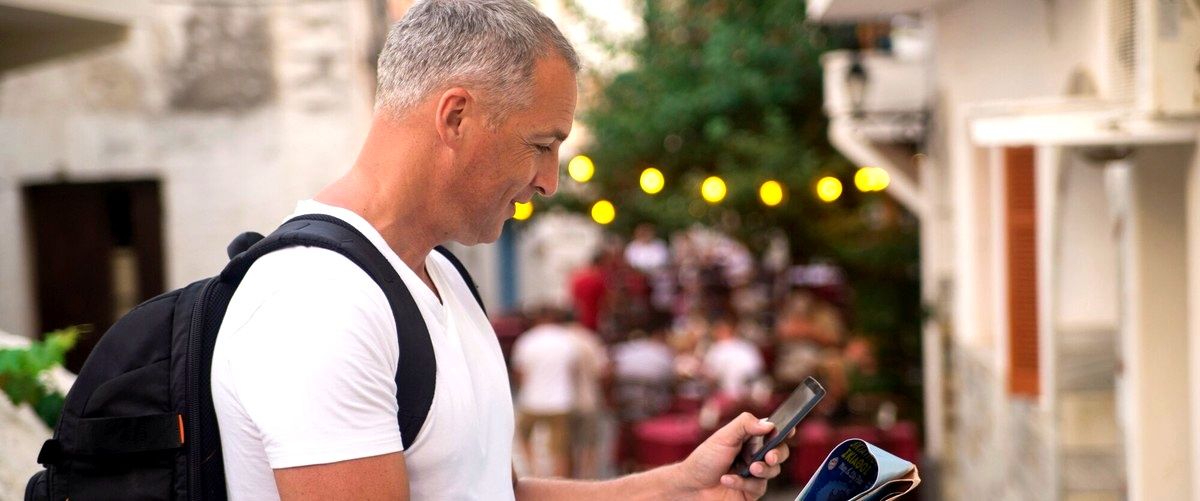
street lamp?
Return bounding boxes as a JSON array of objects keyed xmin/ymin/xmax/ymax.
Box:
[{"xmin": 846, "ymin": 54, "xmax": 868, "ymax": 118}]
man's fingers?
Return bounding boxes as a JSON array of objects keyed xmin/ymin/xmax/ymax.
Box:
[
  {"xmin": 766, "ymin": 444, "xmax": 790, "ymax": 465},
  {"xmin": 720, "ymin": 474, "xmax": 768, "ymax": 497},
  {"xmin": 749, "ymin": 461, "xmax": 782, "ymax": 479},
  {"xmin": 714, "ymin": 412, "xmax": 774, "ymax": 447}
]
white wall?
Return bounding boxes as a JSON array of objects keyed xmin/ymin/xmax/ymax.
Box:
[
  {"xmin": 1121, "ymin": 144, "xmax": 1194, "ymax": 500},
  {"xmin": 0, "ymin": 2, "xmax": 376, "ymax": 337},
  {"xmin": 1053, "ymin": 155, "xmax": 1119, "ymax": 329}
]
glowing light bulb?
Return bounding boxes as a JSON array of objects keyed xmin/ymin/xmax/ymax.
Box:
[
  {"xmin": 700, "ymin": 176, "xmax": 727, "ymax": 204},
  {"xmin": 816, "ymin": 177, "xmax": 843, "ymax": 203},
  {"xmin": 513, "ymin": 201, "xmax": 533, "ymax": 220},
  {"xmin": 759, "ymin": 180, "xmax": 784, "ymax": 207},
  {"xmin": 568, "ymin": 155, "xmax": 595, "ymax": 183},
  {"xmin": 591, "ymin": 199, "xmax": 615, "ymax": 225},
  {"xmin": 640, "ymin": 167, "xmax": 665, "ymax": 195}
]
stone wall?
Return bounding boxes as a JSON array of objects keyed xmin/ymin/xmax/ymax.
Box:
[
  {"xmin": 0, "ymin": 1, "xmax": 380, "ymax": 338},
  {"xmin": 947, "ymin": 344, "xmax": 1054, "ymax": 500}
]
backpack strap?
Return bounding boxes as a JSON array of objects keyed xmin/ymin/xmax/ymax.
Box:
[
  {"xmin": 433, "ymin": 246, "xmax": 487, "ymax": 316},
  {"xmin": 221, "ymin": 214, "xmax": 434, "ymax": 449}
]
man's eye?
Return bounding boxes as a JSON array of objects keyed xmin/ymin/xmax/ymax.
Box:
[{"xmin": 535, "ymin": 144, "xmax": 553, "ymax": 153}]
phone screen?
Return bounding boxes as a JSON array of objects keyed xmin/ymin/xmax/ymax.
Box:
[{"xmin": 735, "ymin": 377, "xmax": 826, "ymax": 477}]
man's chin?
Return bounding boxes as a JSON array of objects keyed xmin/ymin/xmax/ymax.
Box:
[{"xmin": 450, "ymin": 222, "xmax": 506, "ymax": 247}]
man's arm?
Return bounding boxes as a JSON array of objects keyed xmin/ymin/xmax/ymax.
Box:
[
  {"xmin": 515, "ymin": 413, "xmax": 789, "ymax": 500},
  {"xmin": 275, "ymin": 452, "xmax": 409, "ymax": 501}
]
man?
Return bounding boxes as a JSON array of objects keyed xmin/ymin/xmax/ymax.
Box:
[
  {"xmin": 569, "ymin": 253, "xmax": 606, "ymax": 331},
  {"xmin": 564, "ymin": 315, "xmax": 608, "ymax": 479},
  {"xmin": 703, "ymin": 314, "xmax": 765, "ymax": 402},
  {"xmin": 512, "ymin": 307, "xmax": 580, "ymax": 477},
  {"xmin": 210, "ymin": 1, "xmax": 789, "ymax": 499}
]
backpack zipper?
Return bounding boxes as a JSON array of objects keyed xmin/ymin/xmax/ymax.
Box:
[{"xmin": 187, "ymin": 279, "xmax": 215, "ymax": 499}]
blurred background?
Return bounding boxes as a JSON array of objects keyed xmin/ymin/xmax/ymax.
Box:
[{"xmin": 2, "ymin": 0, "xmax": 1199, "ymax": 499}]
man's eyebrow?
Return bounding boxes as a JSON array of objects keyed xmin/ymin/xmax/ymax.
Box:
[{"xmin": 533, "ymin": 129, "xmax": 569, "ymax": 141}]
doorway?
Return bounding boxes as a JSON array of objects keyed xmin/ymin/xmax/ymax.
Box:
[{"xmin": 23, "ymin": 180, "xmax": 165, "ymax": 372}]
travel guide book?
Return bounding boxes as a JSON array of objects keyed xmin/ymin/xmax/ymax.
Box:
[{"xmin": 793, "ymin": 439, "xmax": 920, "ymax": 501}]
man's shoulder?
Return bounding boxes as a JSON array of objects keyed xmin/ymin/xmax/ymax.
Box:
[
  {"xmin": 240, "ymin": 246, "xmax": 378, "ymax": 291},
  {"xmin": 227, "ymin": 246, "xmax": 391, "ymax": 319}
]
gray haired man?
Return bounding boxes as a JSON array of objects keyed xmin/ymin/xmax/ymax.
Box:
[{"xmin": 210, "ymin": 1, "xmax": 790, "ymax": 499}]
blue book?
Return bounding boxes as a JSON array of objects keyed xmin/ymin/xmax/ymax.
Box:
[{"xmin": 793, "ymin": 439, "xmax": 920, "ymax": 501}]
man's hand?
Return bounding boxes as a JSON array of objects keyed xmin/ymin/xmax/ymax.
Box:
[{"xmin": 670, "ymin": 412, "xmax": 792, "ymax": 500}]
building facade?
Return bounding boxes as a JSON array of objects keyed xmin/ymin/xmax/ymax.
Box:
[{"xmin": 811, "ymin": 0, "xmax": 1200, "ymax": 499}]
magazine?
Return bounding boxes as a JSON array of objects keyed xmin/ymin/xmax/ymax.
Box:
[{"xmin": 793, "ymin": 439, "xmax": 920, "ymax": 501}]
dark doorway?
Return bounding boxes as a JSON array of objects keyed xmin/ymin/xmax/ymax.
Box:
[{"xmin": 24, "ymin": 180, "xmax": 165, "ymax": 373}]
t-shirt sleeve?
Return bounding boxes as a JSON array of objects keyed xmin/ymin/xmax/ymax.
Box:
[{"xmin": 226, "ymin": 277, "xmax": 402, "ymax": 469}]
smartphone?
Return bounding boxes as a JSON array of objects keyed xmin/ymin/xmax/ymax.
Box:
[{"xmin": 733, "ymin": 376, "xmax": 826, "ymax": 477}]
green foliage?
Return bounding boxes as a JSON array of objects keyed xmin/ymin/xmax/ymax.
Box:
[
  {"xmin": 0, "ymin": 327, "xmax": 81, "ymax": 428},
  {"xmin": 559, "ymin": 0, "xmax": 923, "ymax": 413}
]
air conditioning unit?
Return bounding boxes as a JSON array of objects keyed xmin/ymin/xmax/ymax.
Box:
[{"xmin": 1112, "ymin": 0, "xmax": 1200, "ymax": 116}]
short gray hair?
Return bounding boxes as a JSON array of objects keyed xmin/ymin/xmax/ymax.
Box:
[{"xmin": 375, "ymin": 0, "xmax": 580, "ymax": 123}]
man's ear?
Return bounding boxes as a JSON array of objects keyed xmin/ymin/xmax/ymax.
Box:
[{"xmin": 434, "ymin": 87, "xmax": 473, "ymax": 149}]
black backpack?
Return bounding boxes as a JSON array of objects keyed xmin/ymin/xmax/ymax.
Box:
[{"xmin": 25, "ymin": 213, "xmax": 485, "ymax": 501}]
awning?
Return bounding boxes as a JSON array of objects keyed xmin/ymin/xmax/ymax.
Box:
[
  {"xmin": 807, "ymin": 0, "xmax": 954, "ymax": 22},
  {"xmin": 969, "ymin": 101, "xmax": 1200, "ymax": 147},
  {"xmin": 0, "ymin": 0, "xmax": 147, "ymax": 71}
]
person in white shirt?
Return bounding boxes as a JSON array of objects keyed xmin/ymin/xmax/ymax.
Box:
[
  {"xmin": 512, "ymin": 308, "xmax": 579, "ymax": 477},
  {"xmin": 211, "ymin": 1, "xmax": 791, "ymax": 499},
  {"xmin": 703, "ymin": 315, "xmax": 766, "ymax": 401},
  {"xmin": 624, "ymin": 223, "xmax": 670, "ymax": 273},
  {"xmin": 565, "ymin": 320, "xmax": 608, "ymax": 479}
]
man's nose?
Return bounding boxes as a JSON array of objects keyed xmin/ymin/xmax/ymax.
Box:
[{"xmin": 533, "ymin": 157, "xmax": 560, "ymax": 197}]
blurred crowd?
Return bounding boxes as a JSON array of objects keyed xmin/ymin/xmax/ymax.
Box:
[{"xmin": 495, "ymin": 224, "xmax": 916, "ymax": 482}]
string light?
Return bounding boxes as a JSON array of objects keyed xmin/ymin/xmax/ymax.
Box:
[
  {"xmin": 816, "ymin": 176, "xmax": 843, "ymax": 203},
  {"xmin": 700, "ymin": 176, "xmax": 727, "ymax": 204},
  {"xmin": 759, "ymin": 180, "xmax": 784, "ymax": 207},
  {"xmin": 591, "ymin": 199, "xmax": 615, "ymax": 224},
  {"xmin": 640, "ymin": 167, "xmax": 665, "ymax": 194},
  {"xmin": 513, "ymin": 201, "xmax": 533, "ymax": 220},
  {"xmin": 568, "ymin": 155, "xmax": 595, "ymax": 183}
]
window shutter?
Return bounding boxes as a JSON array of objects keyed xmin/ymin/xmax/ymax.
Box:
[{"xmin": 1005, "ymin": 146, "xmax": 1039, "ymax": 397}]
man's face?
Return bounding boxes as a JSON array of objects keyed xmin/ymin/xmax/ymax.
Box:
[{"xmin": 452, "ymin": 56, "xmax": 577, "ymax": 245}]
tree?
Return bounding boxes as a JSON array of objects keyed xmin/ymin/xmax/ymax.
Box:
[{"xmin": 559, "ymin": 0, "xmax": 923, "ymax": 411}]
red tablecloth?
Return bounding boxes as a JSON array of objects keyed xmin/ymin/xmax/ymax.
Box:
[{"xmin": 633, "ymin": 414, "xmax": 703, "ymax": 467}]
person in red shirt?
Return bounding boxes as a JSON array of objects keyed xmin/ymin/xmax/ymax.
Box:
[{"xmin": 570, "ymin": 253, "xmax": 606, "ymax": 331}]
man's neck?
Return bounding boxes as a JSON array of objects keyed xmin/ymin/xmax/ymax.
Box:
[{"xmin": 314, "ymin": 171, "xmax": 443, "ymax": 293}]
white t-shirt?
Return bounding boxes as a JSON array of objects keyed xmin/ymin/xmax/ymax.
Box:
[
  {"xmin": 511, "ymin": 323, "xmax": 578, "ymax": 414},
  {"xmin": 211, "ymin": 200, "xmax": 515, "ymax": 500},
  {"xmin": 624, "ymin": 239, "xmax": 670, "ymax": 273},
  {"xmin": 702, "ymin": 338, "xmax": 764, "ymax": 399},
  {"xmin": 568, "ymin": 325, "xmax": 607, "ymax": 413},
  {"xmin": 612, "ymin": 338, "xmax": 674, "ymax": 383}
]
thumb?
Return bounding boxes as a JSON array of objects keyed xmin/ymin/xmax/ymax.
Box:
[{"xmin": 711, "ymin": 412, "xmax": 774, "ymax": 448}]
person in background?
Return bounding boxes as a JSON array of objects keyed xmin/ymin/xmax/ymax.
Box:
[
  {"xmin": 511, "ymin": 306, "xmax": 576, "ymax": 474},
  {"xmin": 565, "ymin": 313, "xmax": 609, "ymax": 479},
  {"xmin": 512, "ymin": 307, "xmax": 580, "ymax": 478},
  {"xmin": 569, "ymin": 253, "xmax": 606, "ymax": 332},
  {"xmin": 702, "ymin": 313, "xmax": 764, "ymax": 403},
  {"xmin": 610, "ymin": 318, "xmax": 677, "ymax": 472},
  {"xmin": 624, "ymin": 223, "xmax": 670, "ymax": 274}
]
